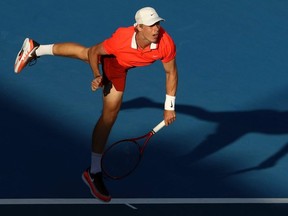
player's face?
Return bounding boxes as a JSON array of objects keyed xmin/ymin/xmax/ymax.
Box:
[{"xmin": 141, "ymin": 22, "xmax": 161, "ymax": 43}]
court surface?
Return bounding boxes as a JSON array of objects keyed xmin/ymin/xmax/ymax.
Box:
[{"xmin": 1, "ymin": 0, "xmax": 288, "ymax": 215}]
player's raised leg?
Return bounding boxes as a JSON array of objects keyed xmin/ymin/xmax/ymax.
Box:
[{"xmin": 14, "ymin": 38, "xmax": 89, "ymax": 73}]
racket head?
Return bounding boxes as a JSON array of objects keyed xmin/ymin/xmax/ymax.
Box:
[{"xmin": 101, "ymin": 139, "xmax": 142, "ymax": 180}]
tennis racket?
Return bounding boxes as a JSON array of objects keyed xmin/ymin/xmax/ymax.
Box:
[{"xmin": 101, "ymin": 120, "xmax": 166, "ymax": 180}]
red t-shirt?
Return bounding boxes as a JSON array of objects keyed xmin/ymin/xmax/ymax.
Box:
[{"xmin": 103, "ymin": 26, "xmax": 176, "ymax": 69}]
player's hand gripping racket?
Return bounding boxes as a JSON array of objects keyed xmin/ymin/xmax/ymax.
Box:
[{"xmin": 101, "ymin": 120, "xmax": 166, "ymax": 180}]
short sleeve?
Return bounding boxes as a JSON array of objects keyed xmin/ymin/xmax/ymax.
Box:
[
  {"xmin": 161, "ymin": 31, "xmax": 176, "ymax": 63},
  {"xmin": 103, "ymin": 28, "xmax": 122, "ymax": 55}
]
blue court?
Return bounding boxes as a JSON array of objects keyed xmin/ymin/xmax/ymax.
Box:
[{"xmin": 1, "ymin": 0, "xmax": 288, "ymax": 214}]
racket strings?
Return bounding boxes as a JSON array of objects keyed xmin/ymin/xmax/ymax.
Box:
[{"xmin": 102, "ymin": 140, "xmax": 141, "ymax": 179}]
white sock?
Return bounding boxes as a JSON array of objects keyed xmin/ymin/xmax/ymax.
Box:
[
  {"xmin": 90, "ymin": 152, "xmax": 102, "ymax": 174},
  {"xmin": 35, "ymin": 44, "xmax": 54, "ymax": 56}
]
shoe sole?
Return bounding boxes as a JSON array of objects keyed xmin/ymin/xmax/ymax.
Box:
[{"xmin": 14, "ymin": 38, "xmax": 37, "ymax": 73}]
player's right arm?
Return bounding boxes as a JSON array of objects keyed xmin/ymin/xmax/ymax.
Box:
[{"xmin": 88, "ymin": 42, "xmax": 108, "ymax": 91}]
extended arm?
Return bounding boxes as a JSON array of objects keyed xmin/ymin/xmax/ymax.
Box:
[{"xmin": 162, "ymin": 58, "xmax": 178, "ymax": 125}]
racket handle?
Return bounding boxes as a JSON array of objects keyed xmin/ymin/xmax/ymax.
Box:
[{"xmin": 152, "ymin": 120, "xmax": 166, "ymax": 134}]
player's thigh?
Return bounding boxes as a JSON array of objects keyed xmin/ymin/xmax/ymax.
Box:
[{"xmin": 102, "ymin": 85, "xmax": 123, "ymax": 117}]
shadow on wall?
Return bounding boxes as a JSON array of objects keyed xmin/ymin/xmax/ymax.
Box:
[
  {"xmin": 0, "ymin": 94, "xmax": 90, "ymax": 197},
  {"xmin": 121, "ymin": 97, "xmax": 288, "ymax": 175}
]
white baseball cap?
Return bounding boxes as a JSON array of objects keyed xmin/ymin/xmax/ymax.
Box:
[{"xmin": 134, "ymin": 7, "xmax": 165, "ymax": 26}]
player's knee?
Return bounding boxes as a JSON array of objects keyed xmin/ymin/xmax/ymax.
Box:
[
  {"xmin": 80, "ymin": 47, "xmax": 89, "ymax": 62},
  {"xmin": 102, "ymin": 114, "xmax": 117, "ymax": 128}
]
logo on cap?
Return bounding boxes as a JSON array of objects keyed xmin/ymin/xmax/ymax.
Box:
[{"xmin": 134, "ymin": 7, "xmax": 165, "ymax": 26}]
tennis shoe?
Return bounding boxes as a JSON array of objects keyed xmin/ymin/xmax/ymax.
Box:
[
  {"xmin": 82, "ymin": 168, "xmax": 111, "ymax": 202},
  {"xmin": 14, "ymin": 38, "xmax": 40, "ymax": 73}
]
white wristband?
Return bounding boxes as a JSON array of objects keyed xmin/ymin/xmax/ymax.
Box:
[{"xmin": 164, "ymin": 94, "xmax": 176, "ymax": 111}]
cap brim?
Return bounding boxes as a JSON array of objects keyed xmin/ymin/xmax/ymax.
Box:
[
  {"xmin": 134, "ymin": 17, "xmax": 165, "ymax": 27},
  {"xmin": 144, "ymin": 17, "xmax": 165, "ymax": 26}
]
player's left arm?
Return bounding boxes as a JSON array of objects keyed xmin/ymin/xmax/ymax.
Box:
[{"xmin": 162, "ymin": 58, "xmax": 178, "ymax": 125}]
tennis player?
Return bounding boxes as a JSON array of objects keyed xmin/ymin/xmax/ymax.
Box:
[{"xmin": 14, "ymin": 6, "xmax": 178, "ymax": 202}]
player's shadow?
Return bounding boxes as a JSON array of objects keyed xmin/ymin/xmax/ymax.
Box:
[
  {"xmin": 225, "ymin": 142, "xmax": 288, "ymax": 176},
  {"xmin": 121, "ymin": 97, "xmax": 288, "ymax": 173}
]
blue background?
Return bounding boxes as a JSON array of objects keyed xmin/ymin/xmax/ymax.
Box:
[{"xmin": 1, "ymin": 0, "xmax": 288, "ymax": 199}]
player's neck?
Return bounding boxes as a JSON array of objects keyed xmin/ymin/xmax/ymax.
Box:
[{"xmin": 135, "ymin": 33, "xmax": 151, "ymax": 49}]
